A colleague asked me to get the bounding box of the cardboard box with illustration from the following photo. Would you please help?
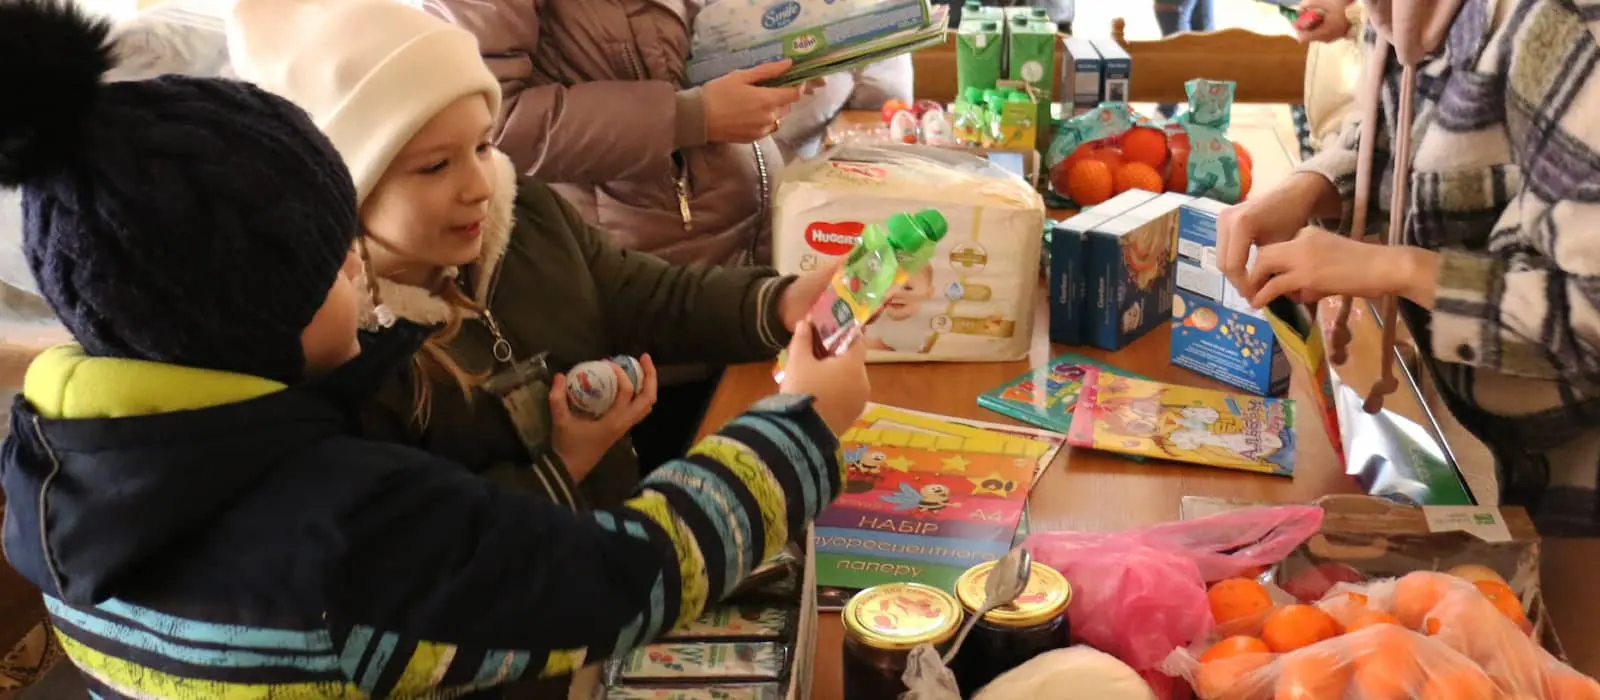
[1048,189,1157,346]
[1170,198,1291,396]
[1083,191,1189,351]
[773,144,1046,363]
[688,0,932,84]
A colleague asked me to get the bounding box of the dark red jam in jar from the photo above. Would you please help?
[841,582,962,700]
[950,559,1073,696]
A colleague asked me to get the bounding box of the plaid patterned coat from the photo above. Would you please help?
[1297,0,1600,535]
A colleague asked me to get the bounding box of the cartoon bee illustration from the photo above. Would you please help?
[881,482,958,514]
[843,447,889,494]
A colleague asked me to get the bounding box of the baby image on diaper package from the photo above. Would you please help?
[771,144,1047,363]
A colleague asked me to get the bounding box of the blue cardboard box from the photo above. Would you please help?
[1049,190,1157,345]
[1057,37,1102,113]
[1085,191,1190,351]
[1087,38,1131,104]
[1170,198,1291,395]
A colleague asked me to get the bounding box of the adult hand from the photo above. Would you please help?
[779,323,869,435]
[704,59,804,144]
[1216,172,1341,300]
[778,261,843,332]
[1294,0,1352,44]
[549,355,659,481]
[1245,226,1440,309]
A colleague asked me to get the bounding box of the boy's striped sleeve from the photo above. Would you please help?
[326,393,843,698]
[594,394,842,655]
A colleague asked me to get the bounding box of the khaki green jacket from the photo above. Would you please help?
[360,151,794,509]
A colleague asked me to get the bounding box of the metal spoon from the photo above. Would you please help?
[943,547,1032,664]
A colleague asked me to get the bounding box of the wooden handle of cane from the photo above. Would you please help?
[1329,298,1355,365]
[1364,64,1420,414]
[1364,294,1402,413]
[1330,47,1390,366]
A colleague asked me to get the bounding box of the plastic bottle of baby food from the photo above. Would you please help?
[773,210,949,383]
[982,90,1007,147]
[952,87,987,145]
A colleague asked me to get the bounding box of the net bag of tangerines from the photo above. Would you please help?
[1045,78,1252,208]
[1160,570,1600,699]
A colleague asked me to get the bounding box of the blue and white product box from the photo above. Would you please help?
[687,0,931,85]
[1049,190,1158,345]
[1086,38,1132,104]
[1170,198,1290,396]
[1057,36,1103,113]
[1085,191,1190,351]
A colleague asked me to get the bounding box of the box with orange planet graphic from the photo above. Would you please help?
[1170,198,1290,396]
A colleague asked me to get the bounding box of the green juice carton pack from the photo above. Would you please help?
[956,16,1005,94]
[1005,16,1057,149]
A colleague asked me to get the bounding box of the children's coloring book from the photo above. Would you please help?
[1066,369,1297,476]
[814,404,1061,608]
[977,353,1147,433]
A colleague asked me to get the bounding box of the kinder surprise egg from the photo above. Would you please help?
[921,110,956,146]
[566,361,620,418]
[610,355,644,395]
[889,110,919,144]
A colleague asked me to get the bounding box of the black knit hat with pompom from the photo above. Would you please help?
[0,0,357,383]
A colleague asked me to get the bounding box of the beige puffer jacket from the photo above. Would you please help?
[424,0,783,267]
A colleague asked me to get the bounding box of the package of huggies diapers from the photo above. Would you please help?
[773,143,1046,363]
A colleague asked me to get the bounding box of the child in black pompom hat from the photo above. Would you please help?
[0,2,852,697]
[1,0,360,382]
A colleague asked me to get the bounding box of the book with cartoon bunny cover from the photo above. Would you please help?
[1067,369,1297,476]
[813,405,1061,605]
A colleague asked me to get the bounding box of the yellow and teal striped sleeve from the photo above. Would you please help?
[319,393,841,697]
[592,393,842,656]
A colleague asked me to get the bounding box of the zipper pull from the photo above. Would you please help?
[675,176,693,233]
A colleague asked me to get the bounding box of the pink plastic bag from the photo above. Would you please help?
[1022,506,1324,678]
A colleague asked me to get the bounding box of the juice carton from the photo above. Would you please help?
[960,0,1002,22]
[956,16,1005,94]
[1005,17,1057,148]
[1057,37,1102,114]
[772,209,948,381]
[1087,38,1132,104]
[1084,191,1190,351]
[1169,198,1291,395]
[1048,189,1158,346]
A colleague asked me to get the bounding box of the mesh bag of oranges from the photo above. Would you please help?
[1046,78,1253,208]
[1163,570,1600,699]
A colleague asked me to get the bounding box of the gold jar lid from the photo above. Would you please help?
[955,560,1072,628]
[843,582,963,651]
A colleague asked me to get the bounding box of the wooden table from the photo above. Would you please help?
[702,108,1600,694]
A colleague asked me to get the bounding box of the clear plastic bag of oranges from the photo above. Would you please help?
[1045,78,1253,208]
[1165,570,1600,699]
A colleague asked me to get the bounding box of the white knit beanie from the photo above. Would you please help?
[226,0,502,203]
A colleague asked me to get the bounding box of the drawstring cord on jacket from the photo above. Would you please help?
[1326,0,1440,414]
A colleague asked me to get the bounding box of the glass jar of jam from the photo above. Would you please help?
[841,582,962,700]
[950,559,1073,696]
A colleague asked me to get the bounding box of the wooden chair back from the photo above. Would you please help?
[910,19,1308,105]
